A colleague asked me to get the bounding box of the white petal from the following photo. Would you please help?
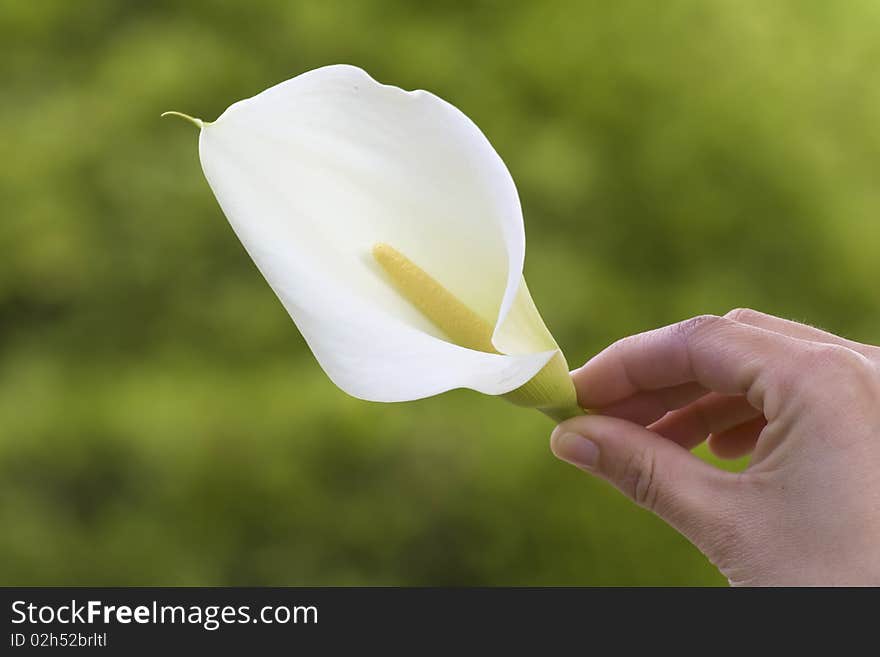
[198,65,554,401]
[492,277,560,355]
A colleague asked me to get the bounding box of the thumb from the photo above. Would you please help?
[551,414,737,542]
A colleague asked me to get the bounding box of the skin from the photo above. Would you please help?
[550,308,880,586]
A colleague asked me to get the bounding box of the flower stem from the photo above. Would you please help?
[502,350,584,422]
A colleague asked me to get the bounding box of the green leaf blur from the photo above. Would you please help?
[1,0,877,585]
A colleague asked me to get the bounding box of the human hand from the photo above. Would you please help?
[551,309,880,585]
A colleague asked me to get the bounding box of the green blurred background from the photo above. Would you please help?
[1,0,878,586]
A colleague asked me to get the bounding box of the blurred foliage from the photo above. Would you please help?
[1,0,878,585]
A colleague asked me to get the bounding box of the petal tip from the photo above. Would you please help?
[161,111,206,129]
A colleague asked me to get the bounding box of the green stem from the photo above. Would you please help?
[502,350,584,423]
[540,403,587,423]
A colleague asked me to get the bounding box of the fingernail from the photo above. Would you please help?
[553,431,599,469]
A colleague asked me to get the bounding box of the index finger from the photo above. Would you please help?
[572,315,802,410]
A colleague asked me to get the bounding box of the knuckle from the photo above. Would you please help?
[620,448,660,511]
[603,331,652,368]
[724,307,763,323]
[672,314,725,346]
[806,343,867,375]
[825,346,880,396]
[779,343,880,400]
[605,333,638,357]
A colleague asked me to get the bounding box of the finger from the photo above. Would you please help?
[551,415,736,540]
[725,308,879,359]
[649,393,762,450]
[707,416,767,460]
[598,382,708,426]
[572,315,803,415]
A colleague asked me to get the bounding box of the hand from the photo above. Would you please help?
[551,309,880,586]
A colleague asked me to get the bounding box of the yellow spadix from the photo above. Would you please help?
[373,243,583,422]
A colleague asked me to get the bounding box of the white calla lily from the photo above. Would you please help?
[165,65,583,422]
